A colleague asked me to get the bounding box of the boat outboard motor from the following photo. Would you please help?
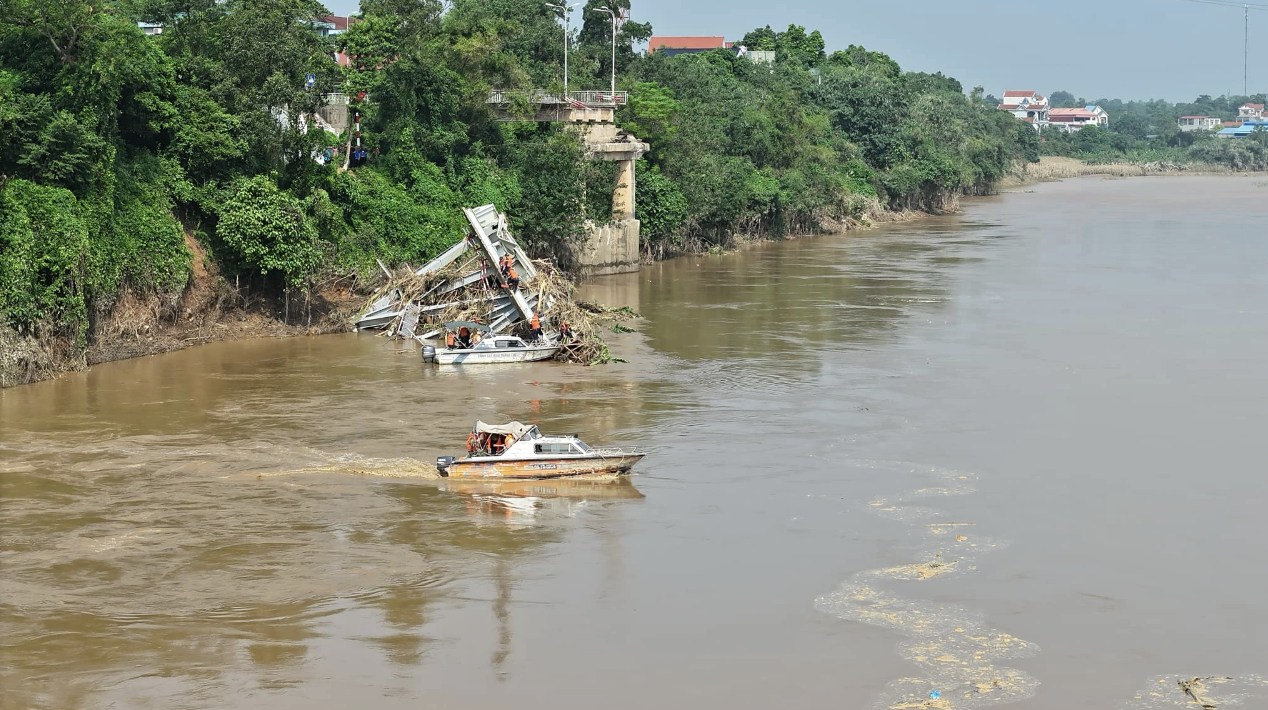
[435,456,454,476]
[421,345,436,363]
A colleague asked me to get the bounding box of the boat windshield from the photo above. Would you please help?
[572,438,592,453]
[524,426,541,440]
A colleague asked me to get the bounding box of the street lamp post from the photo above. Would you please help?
[592,6,619,97]
[545,2,580,95]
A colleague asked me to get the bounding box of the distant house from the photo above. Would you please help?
[998,91,1049,130]
[1177,115,1223,132]
[647,36,730,56]
[1048,105,1109,132]
[1237,103,1265,120]
[1217,120,1268,139]
[137,21,163,35]
[744,49,776,65]
[312,15,351,38]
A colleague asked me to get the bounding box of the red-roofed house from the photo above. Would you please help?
[998,91,1049,130]
[1048,105,1109,132]
[1238,103,1265,120]
[648,36,729,56]
[1177,115,1223,131]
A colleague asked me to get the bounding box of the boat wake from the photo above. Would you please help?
[814,460,1039,709]
[233,453,442,479]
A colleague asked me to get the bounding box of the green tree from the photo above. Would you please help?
[738,25,777,51]
[635,163,687,247]
[216,175,318,289]
[619,81,680,159]
[1049,90,1078,108]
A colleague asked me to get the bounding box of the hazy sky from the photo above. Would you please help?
[323,0,1265,101]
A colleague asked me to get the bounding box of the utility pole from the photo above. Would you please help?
[1179,0,1265,98]
[546,3,580,95]
[594,6,620,96]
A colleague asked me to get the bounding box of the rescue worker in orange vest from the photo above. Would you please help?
[530,312,542,342]
[500,254,511,276]
[458,326,471,348]
[559,322,573,340]
[467,431,477,454]
[446,330,456,349]
[506,266,520,291]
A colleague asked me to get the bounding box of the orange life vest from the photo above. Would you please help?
[447,332,455,347]
[507,267,518,280]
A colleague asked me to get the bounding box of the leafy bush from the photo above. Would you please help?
[216,176,318,289]
[0,180,91,337]
[635,163,687,246]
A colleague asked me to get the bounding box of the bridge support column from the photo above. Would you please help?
[613,158,636,221]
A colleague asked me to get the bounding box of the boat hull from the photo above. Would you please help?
[436,346,558,365]
[442,454,644,479]
[438,476,645,500]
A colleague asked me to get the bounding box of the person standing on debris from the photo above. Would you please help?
[530,312,542,342]
[559,322,573,341]
[500,254,512,276]
[506,266,520,291]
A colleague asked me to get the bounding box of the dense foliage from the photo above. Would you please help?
[0,0,1045,345]
[621,37,1039,246]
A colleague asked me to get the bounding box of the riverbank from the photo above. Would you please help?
[1003,155,1257,186]
[0,238,364,388]
[4,167,1261,389]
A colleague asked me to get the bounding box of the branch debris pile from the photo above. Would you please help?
[353,204,632,365]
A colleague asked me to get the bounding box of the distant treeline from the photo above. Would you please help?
[1037,91,1268,169]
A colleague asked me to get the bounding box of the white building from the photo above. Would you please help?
[1047,105,1109,132]
[1238,103,1265,120]
[1176,115,1223,132]
[998,91,1049,130]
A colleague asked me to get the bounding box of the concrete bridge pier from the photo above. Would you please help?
[571,123,648,276]
[485,91,649,276]
[613,157,636,220]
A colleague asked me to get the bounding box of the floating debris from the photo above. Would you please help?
[815,460,1038,709]
[1120,674,1268,710]
[352,204,627,364]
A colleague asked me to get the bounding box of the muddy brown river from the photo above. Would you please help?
[3,176,1267,709]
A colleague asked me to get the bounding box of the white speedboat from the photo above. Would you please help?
[437,422,645,479]
[421,322,558,365]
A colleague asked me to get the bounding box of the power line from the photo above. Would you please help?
[1179,0,1268,10]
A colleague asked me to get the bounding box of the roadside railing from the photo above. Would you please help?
[487,90,628,107]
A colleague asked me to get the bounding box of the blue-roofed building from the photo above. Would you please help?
[1216,121,1268,139]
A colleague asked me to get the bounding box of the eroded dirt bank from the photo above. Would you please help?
[1,233,362,389]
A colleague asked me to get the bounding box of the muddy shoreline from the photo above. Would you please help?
[4,164,1262,389]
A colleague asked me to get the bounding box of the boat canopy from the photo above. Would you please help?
[474,421,535,438]
[445,321,491,332]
